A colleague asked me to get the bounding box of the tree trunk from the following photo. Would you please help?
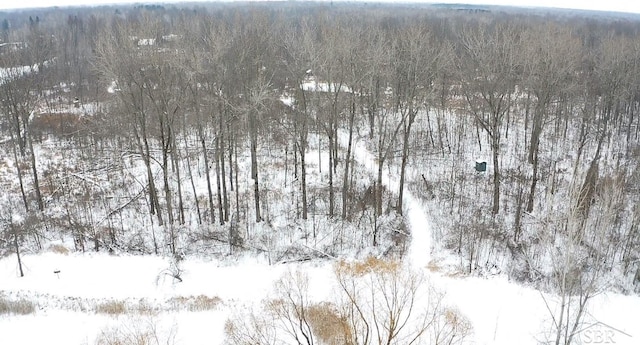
[228,125,235,192]
[328,130,335,218]
[249,110,261,223]
[26,129,44,211]
[377,160,384,219]
[526,103,545,212]
[13,226,24,277]
[136,116,163,226]
[514,184,524,242]
[300,92,310,220]
[234,137,241,223]
[183,134,202,225]
[10,130,29,212]
[171,128,185,225]
[398,110,417,215]
[199,126,216,224]
[492,135,501,215]
[220,110,229,222]
[528,107,543,164]
[161,122,176,255]
[526,150,539,213]
[215,136,224,225]
[160,119,174,226]
[342,99,356,220]
[298,145,307,222]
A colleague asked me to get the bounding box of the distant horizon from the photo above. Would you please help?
[0,0,639,15]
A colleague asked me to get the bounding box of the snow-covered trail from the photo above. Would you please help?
[337,129,431,268]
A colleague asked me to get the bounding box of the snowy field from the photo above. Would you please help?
[2,255,638,345]
[1,134,638,345]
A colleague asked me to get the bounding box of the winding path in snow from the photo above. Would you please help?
[337,130,432,268]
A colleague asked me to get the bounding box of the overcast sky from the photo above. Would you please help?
[0,0,638,14]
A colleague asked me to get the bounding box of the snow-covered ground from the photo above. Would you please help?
[1,133,638,345]
[0,253,333,344]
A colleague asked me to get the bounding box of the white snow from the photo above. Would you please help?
[107,80,120,93]
[0,64,38,85]
[137,38,156,46]
[301,75,353,93]
[280,93,295,107]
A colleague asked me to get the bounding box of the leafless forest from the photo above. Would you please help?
[1,2,639,299]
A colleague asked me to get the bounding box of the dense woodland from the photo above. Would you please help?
[0,2,639,302]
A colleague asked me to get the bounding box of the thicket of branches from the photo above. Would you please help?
[0,3,638,295]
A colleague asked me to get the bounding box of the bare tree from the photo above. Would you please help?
[393,24,448,215]
[281,17,321,221]
[94,16,166,228]
[521,23,579,213]
[268,271,316,345]
[0,200,24,277]
[457,21,522,215]
[542,163,622,345]
[0,25,54,212]
[335,258,471,345]
[225,260,470,345]
[227,10,279,223]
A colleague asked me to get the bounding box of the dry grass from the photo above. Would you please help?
[190,295,222,311]
[95,300,127,315]
[427,259,442,272]
[426,259,467,278]
[95,296,220,316]
[168,295,222,311]
[307,302,353,345]
[48,244,70,255]
[444,270,467,278]
[335,256,400,277]
[0,297,36,315]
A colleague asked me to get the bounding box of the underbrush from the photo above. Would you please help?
[95,316,177,345]
[0,296,35,315]
[95,301,128,315]
[1,131,410,266]
[168,295,222,312]
[93,296,222,315]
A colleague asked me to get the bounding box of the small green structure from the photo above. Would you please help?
[475,160,487,172]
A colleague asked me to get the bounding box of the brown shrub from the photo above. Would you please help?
[307,302,353,345]
[335,256,399,277]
